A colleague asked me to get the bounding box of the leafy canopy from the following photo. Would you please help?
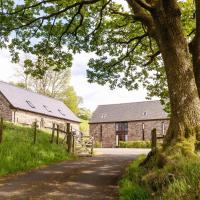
[0,0,195,109]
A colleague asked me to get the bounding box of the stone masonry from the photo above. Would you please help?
[0,92,12,121]
[90,119,169,148]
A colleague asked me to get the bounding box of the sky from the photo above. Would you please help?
[0,49,149,111]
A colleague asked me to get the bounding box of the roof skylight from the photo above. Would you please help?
[26,100,35,108]
[143,112,147,116]
[58,109,65,116]
[43,105,52,113]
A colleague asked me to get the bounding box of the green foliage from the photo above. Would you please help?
[0,0,195,110]
[80,119,89,135]
[62,86,83,114]
[0,122,74,176]
[15,82,27,89]
[119,141,151,148]
[78,107,92,120]
[94,141,102,148]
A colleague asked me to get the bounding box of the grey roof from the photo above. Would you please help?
[90,101,169,123]
[0,81,80,123]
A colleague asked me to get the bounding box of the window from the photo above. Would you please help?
[101,114,107,119]
[115,122,128,132]
[43,105,52,113]
[58,109,65,116]
[142,123,145,130]
[26,100,35,108]
[143,112,147,116]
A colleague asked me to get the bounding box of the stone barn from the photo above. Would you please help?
[0,81,80,130]
[89,101,169,148]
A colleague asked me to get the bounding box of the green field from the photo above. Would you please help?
[0,122,74,176]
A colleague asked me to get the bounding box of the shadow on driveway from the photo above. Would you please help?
[0,148,150,200]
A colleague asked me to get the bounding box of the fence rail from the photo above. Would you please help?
[0,118,94,156]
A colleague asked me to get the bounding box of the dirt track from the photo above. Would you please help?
[0,148,149,200]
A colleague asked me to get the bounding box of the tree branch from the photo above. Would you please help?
[7,0,101,32]
[114,33,148,44]
[144,51,160,66]
[126,0,157,39]
[89,0,111,36]
[110,36,144,68]
[134,0,153,12]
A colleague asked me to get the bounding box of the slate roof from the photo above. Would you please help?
[90,101,169,123]
[0,81,80,123]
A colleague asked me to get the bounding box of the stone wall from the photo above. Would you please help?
[90,123,116,148]
[14,110,80,131]
[90,119,169,148]
[128,119,169,141]
[0,92,12,121]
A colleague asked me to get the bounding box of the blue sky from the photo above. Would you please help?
[0,49,148,111]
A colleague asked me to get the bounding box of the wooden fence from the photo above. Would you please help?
[151,128,165,153]
[0,118,94,156]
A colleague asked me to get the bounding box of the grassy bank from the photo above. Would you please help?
[0,122,74,176]
[119,140,200,200]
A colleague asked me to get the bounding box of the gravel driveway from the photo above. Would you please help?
[0,148,150,200]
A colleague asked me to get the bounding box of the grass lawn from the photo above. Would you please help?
[0,122,75,176]
[119,140,200,200]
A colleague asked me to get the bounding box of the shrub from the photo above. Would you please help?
[94,141,102,148]
[119,141,151,148]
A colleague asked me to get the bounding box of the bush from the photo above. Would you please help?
[119,141,151,148]
[94,141,102,148]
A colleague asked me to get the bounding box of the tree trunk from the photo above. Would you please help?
[152,2,200,145]
[190,0,200,97]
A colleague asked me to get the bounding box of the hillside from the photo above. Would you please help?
[0,122,74,176]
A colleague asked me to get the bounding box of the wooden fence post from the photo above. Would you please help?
[91,137,94,155]
[72,133,75,154]
[151,128,157,153]
[0,117,3,144]
[56,124,59,144]
[33,121,37,144]
[67,123,72,153]
[51,123,55,143]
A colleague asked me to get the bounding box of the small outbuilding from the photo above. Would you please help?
[89,101,169,148]
[0,81,80,130]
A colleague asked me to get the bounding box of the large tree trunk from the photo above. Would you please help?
[190,0,200,97]
[152,1,200,145]
[127,0,200,146]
